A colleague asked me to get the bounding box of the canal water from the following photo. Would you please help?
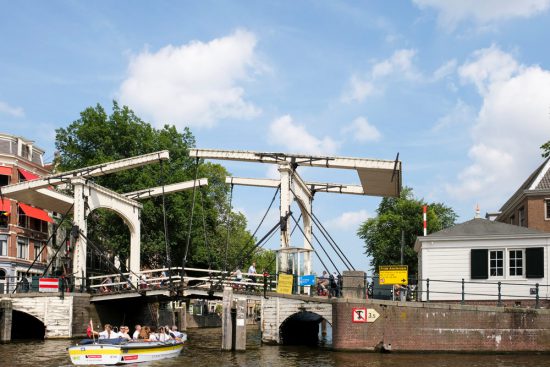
[1,327,549,367]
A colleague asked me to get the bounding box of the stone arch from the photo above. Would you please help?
[11,309,46,339]
[279,310,332,346]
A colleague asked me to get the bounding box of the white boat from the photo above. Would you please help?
[68,338,184,365]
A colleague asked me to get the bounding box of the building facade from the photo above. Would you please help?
[495,158,550,232]
[0,133,53,293]
[414,218,550,304]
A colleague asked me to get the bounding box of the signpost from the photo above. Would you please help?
[352,307,380,323]
[379,265,408,285]
[39,278,59,292]
[277,274,294,294]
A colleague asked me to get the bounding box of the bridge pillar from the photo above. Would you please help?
[73,181,87,288]
[0,299,12,342]
[235,298,246,351]
[221,287,233,350]
[342,271,366,299]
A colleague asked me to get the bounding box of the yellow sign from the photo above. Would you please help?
[277,274,294,294]
[379,265,408,285]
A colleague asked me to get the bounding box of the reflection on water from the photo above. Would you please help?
[1,327,549,367]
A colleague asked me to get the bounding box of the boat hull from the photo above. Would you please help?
[68,340,184,365]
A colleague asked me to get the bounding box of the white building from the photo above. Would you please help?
[414,218,550,304]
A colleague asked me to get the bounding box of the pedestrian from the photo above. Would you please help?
[248,262,257,284]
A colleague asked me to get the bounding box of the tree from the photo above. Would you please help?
[357,187,457,275]
[541,141,550,158]
[54,102,258,272]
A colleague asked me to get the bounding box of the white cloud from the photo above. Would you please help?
[446,46,550,210]
[413,0,550,30]
[327,210,370,230]
[118,29,261,128]
[342,117,382,142]
[342,49,454,103]
[342,49,418,103]
[432,99,475,131]
[268,115,338,155]
[0,101,24,117]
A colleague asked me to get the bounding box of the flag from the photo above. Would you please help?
[86,319,94,338]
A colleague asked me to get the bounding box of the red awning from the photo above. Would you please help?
[18,168,39,181]
[0,199,10,214]
[0,166,12,176]
[18,202,53,223]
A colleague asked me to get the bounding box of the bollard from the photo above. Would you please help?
[497,282,502,306]
[0,299,12,342]
[221,286,233,351]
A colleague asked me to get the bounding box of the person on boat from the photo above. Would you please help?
[138,326,151,340]
[149,326,159,341]
[118,325,131,340]
[156,326,170,341]
[170,325,184,339]
[98,324,115,339]
[132,324,141,340]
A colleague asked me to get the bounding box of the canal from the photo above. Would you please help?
[1,327,549,367]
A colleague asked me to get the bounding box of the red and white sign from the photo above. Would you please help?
[39,278,58,292]
[352,307,367,323]
[352,307,380,323]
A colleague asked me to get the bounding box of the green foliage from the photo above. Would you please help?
[541,141,550,158]
[357,187,457,275]
[55,102,255,272]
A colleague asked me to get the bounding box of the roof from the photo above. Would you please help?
[414,218,549,251]
[499,158,550,213]
[426,218,545,238]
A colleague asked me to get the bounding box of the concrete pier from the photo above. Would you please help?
[0,299,12,342]
[221,287,233,351]
[235,298,247,351]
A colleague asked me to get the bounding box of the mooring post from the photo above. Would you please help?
[221,286,234,351]
[0,299,13,342]
[234,298,247,351]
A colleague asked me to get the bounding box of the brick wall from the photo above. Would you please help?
[333,299,550,352]
[527,196,550,232]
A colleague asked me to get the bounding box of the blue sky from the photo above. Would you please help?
[2,1,550,273]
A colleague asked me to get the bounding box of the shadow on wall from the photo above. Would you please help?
[279,311,331,346]
[11,310,45,340]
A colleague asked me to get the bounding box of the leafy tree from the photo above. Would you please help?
[541,141,550,158]
[357,187,457,275]
[54,102,260,273]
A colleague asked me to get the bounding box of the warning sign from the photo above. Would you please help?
[352,307,367,323]
[379,265,408,285]
[276,273,294,295]
[352,308,380,323]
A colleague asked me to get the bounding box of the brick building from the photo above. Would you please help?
[0,133,53,293]
[495,158,550,231]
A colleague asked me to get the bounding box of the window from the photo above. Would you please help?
[16,237,28,259]
[18,206,27,228]
[34,242,44,262]
[518,207,525,227]
[0,175,8,187]
[546,199,550,220]
[509,215,515,225]
[489,250,503,277]
[509,250,524,276]
[0,235,7,256]
[0,211,8,228]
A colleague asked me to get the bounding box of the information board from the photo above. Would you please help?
[298,275,315,286]
[277,274,294,294]
[379,265,408,285]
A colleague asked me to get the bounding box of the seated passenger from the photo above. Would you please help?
[98,324,115,339]
[138,326,151,340]
[118,325,131,340]
[132,324,141,340]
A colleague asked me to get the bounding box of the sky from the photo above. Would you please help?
[2,0,550,274]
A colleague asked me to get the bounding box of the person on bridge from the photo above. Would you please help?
[248,262,257,284]
[318,271,329,294]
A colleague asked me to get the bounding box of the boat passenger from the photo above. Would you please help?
[118,325,131,340]
[170,325,184,339]
[149,326,160,341]
[132,324,141,340]
[157,326,170,341]
[98,324,115,339]
[138,326,151,340]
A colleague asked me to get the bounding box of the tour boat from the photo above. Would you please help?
[67,338,184,365]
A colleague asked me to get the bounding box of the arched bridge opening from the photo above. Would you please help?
[11,310,45,340]
[279,311,332,346]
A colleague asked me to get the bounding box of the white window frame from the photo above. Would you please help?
[16,237,28,259]
[0,234,7,256]
[508,249,525,278]
[518,207,525,227]
[489,249,504,278]
[545,198,550,220]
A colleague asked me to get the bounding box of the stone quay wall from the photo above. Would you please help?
[332,298,550,352]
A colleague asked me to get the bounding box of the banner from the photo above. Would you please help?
[39,277,59,292]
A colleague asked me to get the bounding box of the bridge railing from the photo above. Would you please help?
[0,275,88,295]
